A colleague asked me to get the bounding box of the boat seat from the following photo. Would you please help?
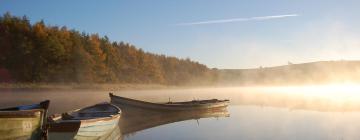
[61,113,74,120]
[76,111,115,118]
[70,116,111,120]
[78,111,115,114]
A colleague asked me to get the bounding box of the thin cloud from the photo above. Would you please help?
[174,14,299,26]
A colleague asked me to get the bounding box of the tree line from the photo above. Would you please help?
[0,13,216,85]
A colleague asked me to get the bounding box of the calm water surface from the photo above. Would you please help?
[125,105,360,140]
[2,86,360,140]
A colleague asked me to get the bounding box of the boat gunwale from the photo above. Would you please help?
[51,114,120,123]
[0,109,44,118]
[49,103,121,124]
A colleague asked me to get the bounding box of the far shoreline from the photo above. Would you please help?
[0,83,179,91]
[2,82,359,92]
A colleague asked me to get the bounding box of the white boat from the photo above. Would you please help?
[48,102,121,140]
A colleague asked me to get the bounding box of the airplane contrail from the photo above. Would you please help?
[174,14,299,26]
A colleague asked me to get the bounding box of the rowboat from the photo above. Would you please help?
[109,93,230,111]
[0,100,50,140]
[48,102,121,140]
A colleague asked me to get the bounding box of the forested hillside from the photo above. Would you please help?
[0,13,216,84]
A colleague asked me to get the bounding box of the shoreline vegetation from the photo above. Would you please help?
[0,13,216,85]
[1,81,360,91]
[0,83,177,91]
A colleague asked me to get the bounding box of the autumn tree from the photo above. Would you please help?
[0,13,215,85]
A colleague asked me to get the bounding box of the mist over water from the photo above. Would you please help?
[2,84,360,113]
[2,85,360,139]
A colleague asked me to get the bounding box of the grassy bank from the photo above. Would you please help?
[0,83,176,91]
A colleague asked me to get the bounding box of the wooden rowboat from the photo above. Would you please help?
[0,100,50,140]
[48,102,121,140]
[109,93,230,111]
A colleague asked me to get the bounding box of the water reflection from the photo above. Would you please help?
[126,105,360,140]
[117,104,229,135]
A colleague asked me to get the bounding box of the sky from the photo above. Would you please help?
[1,0,360,69]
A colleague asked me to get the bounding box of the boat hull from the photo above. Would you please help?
[49,102,121,140]
[0,100,49,140]
[110,94,229,111]
[76,115,120,137]
[0,110,44,140]
[49,115,120,140]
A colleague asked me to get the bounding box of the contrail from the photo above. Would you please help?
[174,14,299,26]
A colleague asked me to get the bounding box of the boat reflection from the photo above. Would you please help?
[118,105,230,135]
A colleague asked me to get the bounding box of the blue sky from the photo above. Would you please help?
[1,0,360,69]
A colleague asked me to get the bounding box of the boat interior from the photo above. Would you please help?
[62,103,120,120]
[0,100,49,111]
[165,99,230,105]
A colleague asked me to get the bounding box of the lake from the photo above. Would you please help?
[2,85,360,140]
[125,105,360,140]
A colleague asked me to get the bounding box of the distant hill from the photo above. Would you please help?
[217,61,360,85]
